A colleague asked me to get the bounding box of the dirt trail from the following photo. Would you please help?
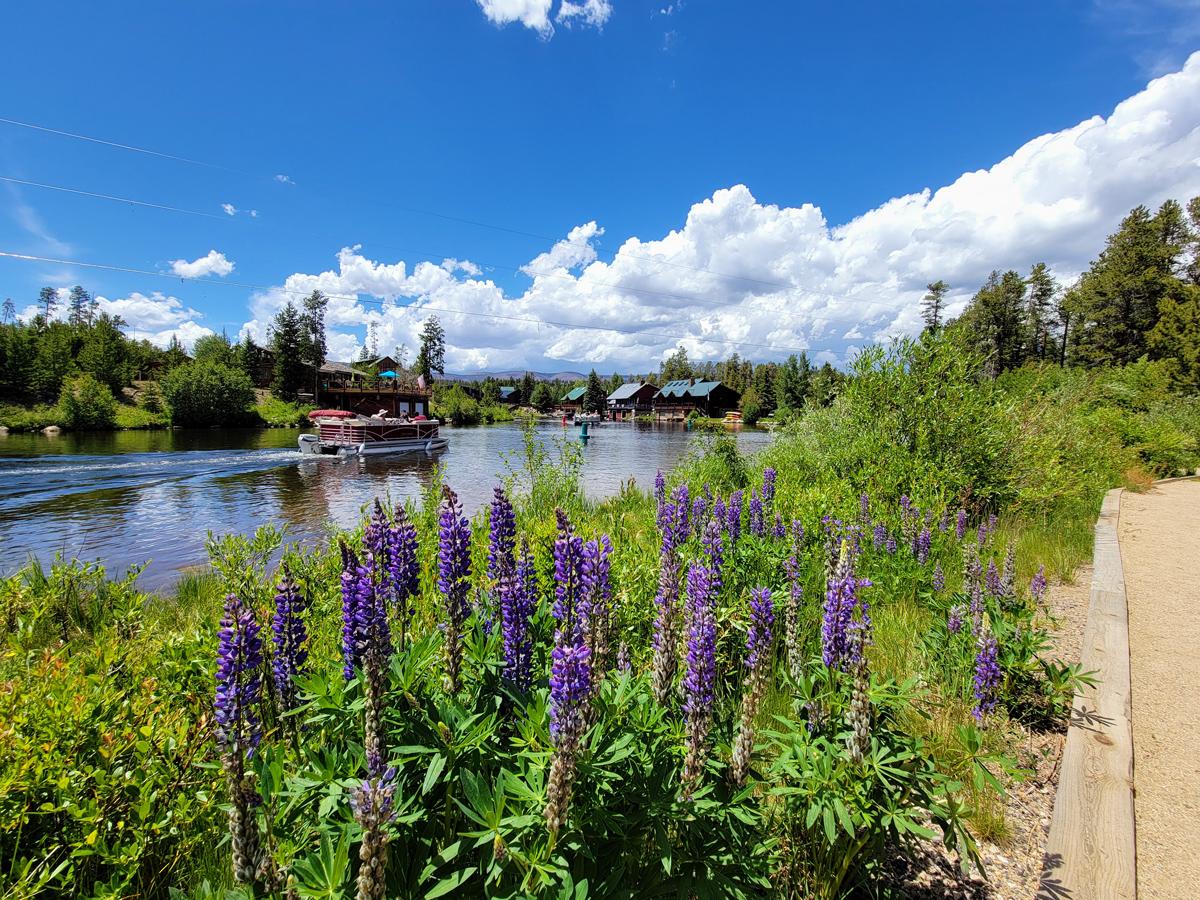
[1119,479,1200,900]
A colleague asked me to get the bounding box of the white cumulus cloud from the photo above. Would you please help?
[476,0,554,36]
[239,52,1200,372]
[170,250,235,278]
[98,291,213,350]
[221,203,237,216]
[557,0,612,28]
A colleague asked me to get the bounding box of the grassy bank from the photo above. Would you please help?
[1,336,1196,897]
[0,395,315,432]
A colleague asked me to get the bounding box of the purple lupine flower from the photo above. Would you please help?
[947,604,965,634]
[650,518,684,706]
[271,568,308,714]
[341,542,377,681]
[726,490,743,543]
[215,592,269,887]
[386,505,419,619]
[900,494,914,521]
[352,767,397,900]
[438,486,472,693]
[985,559,1002,598]
[977,521,989,547]
[672,483,691,541]
[692,495,708,529]
[544,510,592,834]
[1030,565,1047,603]
[915,527,932,565]
[784,521,805,685]
[732,586,775,787]
[616,641,631,673]
[822,542,872,670]
[581,534,613,685]
[885,533,897,555]
[773,513,786,539]
[762,468,777,511]
[487,486,516,585]
[654,470,666,521]
[1001,544,1017,598]
[748,489,765,537]
[860,491,871,525]
[938,509,950,533]
[932,561,945,592]
[215,592,264,756]
[745,587,774,671]
[681,561,717,798]
[701,517,724,597]
[873,523,887,550]
[972,633,1001,722]
[500,543,537,693]
[955,509,967,541]
[713,496,727,536]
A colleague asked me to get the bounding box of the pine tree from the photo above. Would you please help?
[67,286,92,327]
[271,302,307,401]
[1,298,14,324]
[301,290,328,398]
[519,371,536,404]
[38,286,58,319]
[584,369,607,414]
[414,316,446,383]
[774,353,810,412]
[921,280,949,332]
[1025,264,1058,360]
[660,346,693,382]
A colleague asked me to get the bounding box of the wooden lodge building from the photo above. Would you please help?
[308,358,431,418]
[559,386,586,413]
[606,382,657,421]
[652,379,740,420]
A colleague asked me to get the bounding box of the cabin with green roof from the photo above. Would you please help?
[559,385,586,413]
[606,381,658,420]
[653,378,740,419]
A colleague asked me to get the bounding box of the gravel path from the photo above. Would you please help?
[1119,479,1200,900]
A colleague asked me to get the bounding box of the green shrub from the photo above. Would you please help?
[114,403,169,430]
[161,360,255,427]
[0,402,64,432]
[137,380,164,413]
[255,394,315,427]
[57,373,118,430]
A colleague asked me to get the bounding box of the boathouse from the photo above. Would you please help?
[653,379,740,420]
[315,359,431,417]
[606,382,658,421]
[560,386,586,413]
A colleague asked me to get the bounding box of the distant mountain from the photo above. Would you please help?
[442,370,586,383]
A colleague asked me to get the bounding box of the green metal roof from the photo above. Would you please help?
[655,379,724,399]
[561,386,586,402]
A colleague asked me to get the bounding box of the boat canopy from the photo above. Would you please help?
[308,409,353,419]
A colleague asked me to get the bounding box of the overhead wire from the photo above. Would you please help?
[0,250,826,356]
[0,115,798,291]
[3,171,825,324]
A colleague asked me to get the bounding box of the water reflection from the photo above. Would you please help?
[0,421,769,587]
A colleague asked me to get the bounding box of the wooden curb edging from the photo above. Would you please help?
[1039,488,1136,899]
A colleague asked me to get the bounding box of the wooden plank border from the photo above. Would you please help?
[1039,488,1136,899]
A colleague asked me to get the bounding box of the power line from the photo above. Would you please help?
[0,249,824,356]
[0,114,796,291]
[0,116,254,175]
[0,175,229,219]
[4,171,824,323]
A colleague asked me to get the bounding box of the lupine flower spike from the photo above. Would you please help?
[215,592,271,889]
[845,623,871,764]
[783,521,805,686]
[271,568,308,721]
[386,505,419,645]
[500,542,537,693]
[651,501,684,707]
[822,540,872,671]
[437,487,472,694]
[681,562,717,799]
[1030,565,1047,603]
[352,767,397,900]
[732,587,774,787]
[545,510,592,836]
[955,509,967,541]
[932,561,945,593]
[972,633,1001,723]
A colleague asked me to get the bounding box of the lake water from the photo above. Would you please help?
[0,421,770,588]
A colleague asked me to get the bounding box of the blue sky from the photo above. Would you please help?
[2,1,1199,372]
